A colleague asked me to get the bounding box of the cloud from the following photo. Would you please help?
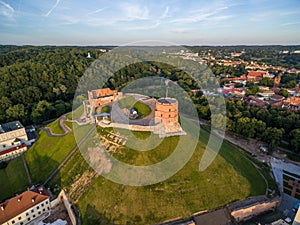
[45,0,61,17]
[169,28,194,33]
[87,7,107,16]
[121,3,149,20]
[161,6,169,19]
[0,1,14,19]
[170,6,229,24]
[281,21,300,26]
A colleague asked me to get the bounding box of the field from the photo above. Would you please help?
[50,122,267,225]
[0,157,29,201]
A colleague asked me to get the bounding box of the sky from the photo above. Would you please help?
[0,0,300,45]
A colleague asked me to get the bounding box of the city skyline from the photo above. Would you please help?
[0,0,300,45]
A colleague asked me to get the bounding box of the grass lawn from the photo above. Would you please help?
[101,105,110,113]
[67,105,84,120]
[24,118,91,184]
[0,157,29,201]
[49,121,267,225]
[46,118,65,134]
[25,129,76,183]
[118,96,151,116]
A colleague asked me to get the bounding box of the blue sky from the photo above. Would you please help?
[0,0,300,45]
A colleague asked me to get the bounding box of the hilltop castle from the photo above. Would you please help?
[86,88,184,137]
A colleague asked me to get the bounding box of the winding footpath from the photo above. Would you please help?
[41,114,72,137]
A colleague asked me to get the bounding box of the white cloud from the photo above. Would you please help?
[0,1,14,19]
[121,3,149,20]
[45,0,61,17]
[281,21,300,26]
[169,28,194,33]
[170,6,229,24]
[161,6,169,19]
[87,7,107,16]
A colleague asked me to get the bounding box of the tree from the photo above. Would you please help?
[211,114,227,129]
[259,77,274,87]
[279,88,289,98]
[290,129,300,153]
[245,85,260,95]
[235,117,256,138]
[234,82,243,88]
[262,127,284,149]
[31,100,53,124]
[6,104,25,121]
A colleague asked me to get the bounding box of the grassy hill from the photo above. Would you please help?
[49,123,267,225]
[0,112,269,224]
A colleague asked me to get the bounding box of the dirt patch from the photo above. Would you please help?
[43,202,71,225]
[69,170,99,204]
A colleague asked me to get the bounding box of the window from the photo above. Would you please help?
[38,211,41,215]
[20,222,23,225]
[37,206,39,210]
[26,212,29,216]
[41,203,44,207]
[33,214,36,218]
[43,208,45,212]
[18,216,21,220]
[31,209,34,213]
[11,220,15,224]
[27,218,31,221]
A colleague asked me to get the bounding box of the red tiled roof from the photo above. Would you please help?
[92,88,117,98]
[0,190,49,224]
[247,70,268,77]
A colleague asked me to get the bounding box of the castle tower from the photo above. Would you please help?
[155,98,179,126]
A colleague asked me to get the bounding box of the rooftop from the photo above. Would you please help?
[0,189,49,224]
[0,121,24,134]
[157,98,177,104]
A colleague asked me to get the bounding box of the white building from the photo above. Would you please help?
[0,187,51,225]
[293,205,300,225]
[0,121,28,162]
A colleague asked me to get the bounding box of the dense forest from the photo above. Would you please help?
[0,46,109,124]
[0,45,299,154]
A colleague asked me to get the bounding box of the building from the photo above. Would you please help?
[155,98,179,126]
[293,205,300,225]
[228,196,281,222]
[247,70,269,82]
[0,186,50,225]
[88,88,121,107]
[0,143,27,162]
[0,121,28,162]
[193,208,233,225]
[283,97,300,111]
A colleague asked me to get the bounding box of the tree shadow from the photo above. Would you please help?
[83,204,116,225]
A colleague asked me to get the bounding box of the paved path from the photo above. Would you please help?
[42,114,72,137]
[21,153,32,185]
